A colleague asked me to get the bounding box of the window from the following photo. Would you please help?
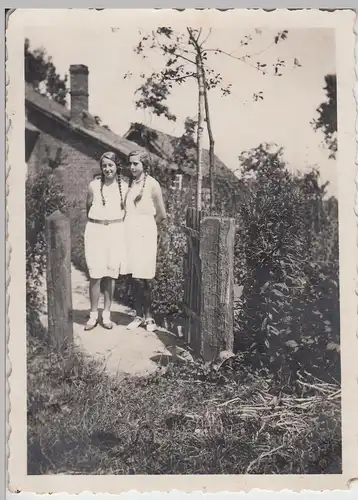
[172,173,183,191]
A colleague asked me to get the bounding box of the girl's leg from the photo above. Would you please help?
[143,280,156,332]
[89,278,101,312]
[103,277,115,312]
[143,280,153,320]
[102,277,115,328]
[85,277,101,330]
[127,278,144,330]
[133,278,144,318]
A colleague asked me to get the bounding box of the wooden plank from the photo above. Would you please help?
[183,255,188,310]
[183,226,200,239]
[194,209,201,320]
[45,210,73,349]
[199,216,235,361]
[184,207,192,345]
[183,206,205,355]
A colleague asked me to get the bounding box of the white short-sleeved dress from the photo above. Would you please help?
[84,177,128,279]
[121,175,159,280]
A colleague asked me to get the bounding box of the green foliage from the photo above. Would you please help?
[70,206,88,278]
[25,38,68,106]
[235,143,340,383]
[152,200,187,319]
[172,117,197,170]
[26,167,68,327]
[312,74,337,159]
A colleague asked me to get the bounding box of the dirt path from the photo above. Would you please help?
[40,265,179,378]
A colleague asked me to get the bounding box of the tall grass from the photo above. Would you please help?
[27,333,341,475]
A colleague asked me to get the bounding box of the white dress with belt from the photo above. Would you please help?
[85,177,128,279]
[121,175,159,280]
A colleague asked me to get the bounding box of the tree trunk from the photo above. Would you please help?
[200,59,215,213]
[196,54,205,211]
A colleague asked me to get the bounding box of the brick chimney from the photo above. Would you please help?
[69,64,89,124]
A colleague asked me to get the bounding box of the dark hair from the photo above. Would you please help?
[127,150,150,205]
[99,151,124,210]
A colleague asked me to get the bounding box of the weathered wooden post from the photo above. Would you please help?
[45,210,73,348]
[200,217,235,361]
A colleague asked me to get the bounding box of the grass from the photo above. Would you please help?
[27,330,341,476]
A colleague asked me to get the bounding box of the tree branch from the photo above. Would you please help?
[243,40,275,60]
[199,28,212,48]
[206,48,268,75]
[151,29,197,65]
[165,74,195,83]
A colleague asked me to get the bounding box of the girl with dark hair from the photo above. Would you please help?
[121,150,166,332]
[84,151,128,330]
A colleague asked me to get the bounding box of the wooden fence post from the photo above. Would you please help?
[200,217,235,361]
[45,210,73,348]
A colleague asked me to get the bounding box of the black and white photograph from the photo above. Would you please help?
[6,8,357,494]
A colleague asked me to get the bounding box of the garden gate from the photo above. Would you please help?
[183,207,203,354]
[183,207,236,361]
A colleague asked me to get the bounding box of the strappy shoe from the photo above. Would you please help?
[126,316,144,330]
[145,318,157,333]
[102,321,113,330]
[102,312,113,330]
[84,313,98,331]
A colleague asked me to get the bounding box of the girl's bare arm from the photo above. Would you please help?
[152,183,167,224]
[86,184,94,216]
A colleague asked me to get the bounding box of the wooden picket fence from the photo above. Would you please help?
[182,207,203,354]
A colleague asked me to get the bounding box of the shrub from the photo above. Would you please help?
[69,205,88,276]
[26,166,68,330]
[235,144,340,383]
[152,217,187,321]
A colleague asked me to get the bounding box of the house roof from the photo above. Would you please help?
[25,83,171,169]
[25,84,236,183]
[124,122,238,183]
[25,120,40,134]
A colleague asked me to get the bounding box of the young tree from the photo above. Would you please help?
[25,38,68,106]
[127,27,300,211]
[312,74,337,159]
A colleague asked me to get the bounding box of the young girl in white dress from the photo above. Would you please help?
[121,151,166,332]
[84,151,128,331]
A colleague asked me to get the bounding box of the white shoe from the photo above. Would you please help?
[127,316,144,330]
[145,318,157,332]
[102,311,113,330]
[84,312,98,331]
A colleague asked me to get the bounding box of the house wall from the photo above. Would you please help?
[26,107,111,267]
[27,107,107,209]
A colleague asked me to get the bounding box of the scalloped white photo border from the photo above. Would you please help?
[5,8,358,495]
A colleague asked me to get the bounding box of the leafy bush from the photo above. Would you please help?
[235,144,340,383]
[26,166,68,330]
[69,205,88,276]
[152,217,187,321]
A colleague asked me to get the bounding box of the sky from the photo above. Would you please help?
[25,25,337,195]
